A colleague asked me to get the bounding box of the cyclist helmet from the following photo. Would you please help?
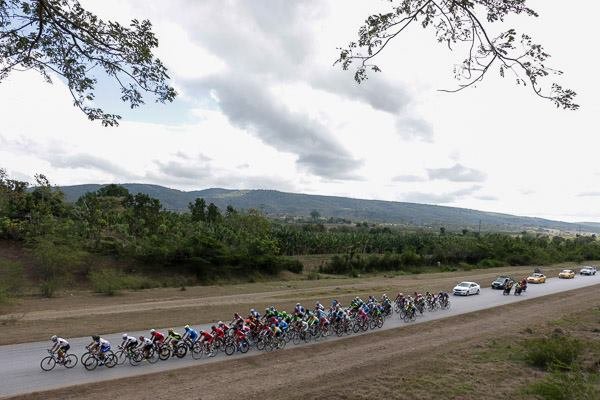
[122,333,128,340]
[250,308,255,313]
[296,302,301,306]
[184,325,190,330]
[150,328,156,334]
[50,335,57,342]
[168,329,174,334]
[139,336,144,341]
[211,325,216,330]
[198,330,204,335]
[218,321,223,326]
[92,335,100,341]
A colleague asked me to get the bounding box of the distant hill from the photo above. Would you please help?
[58,184,600,234]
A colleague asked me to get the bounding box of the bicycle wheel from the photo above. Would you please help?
[159,346,171,361]
[83,355,98,371]
[40,356,56,371]
[147,348,159,364]
[105,352,118,368]
[114,350,127,365]
[191,342,204,360]
[129,351,142,366]
[239,340,250,354]
[225,343,236,356]
[176,344,188,358]
[64,354,78,369]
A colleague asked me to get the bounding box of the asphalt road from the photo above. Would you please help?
[1,274,599,398]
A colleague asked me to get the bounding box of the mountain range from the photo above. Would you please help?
[58,184,600,234]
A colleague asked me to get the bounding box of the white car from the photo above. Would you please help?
[580,266,597,276]
[453,281,481,296]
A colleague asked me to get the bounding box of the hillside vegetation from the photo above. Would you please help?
[59,184,600,233]
[3,169,600,299]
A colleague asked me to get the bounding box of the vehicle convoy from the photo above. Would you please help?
[527,273,546,284]
[453,282,480,296]
[491,276,513,290]
[558,269,576,279]
[580,266,597,276]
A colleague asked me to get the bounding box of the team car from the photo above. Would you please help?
[579,266,597,276]
[527,273,546,284]
[453,281,481,296]
[558,269,575,279]
[491,276,513,290]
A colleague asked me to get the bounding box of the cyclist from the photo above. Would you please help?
[88,335,111,364]
[294,303,305,316]
[49,335,69,363]
[150,329,165,346]
[182,325,199,345]
[271,324,282,337]
[120,333,138,354]
[165,328,182,349]
[249,308,260,319]
[315,301,324,312]
[138,336,153,360]
[198,329,214,345]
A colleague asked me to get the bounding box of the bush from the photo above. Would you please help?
[478,259,507,268]
[121,275,156,290]
[307,270,320,280]
[283,259,303,274]
[0,259,26,297]
[523,335,583,371]
[39,279,58,298]
[88,268,124,295]
[524,370,598,400]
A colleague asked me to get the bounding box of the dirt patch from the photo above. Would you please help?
[10,285,600,400]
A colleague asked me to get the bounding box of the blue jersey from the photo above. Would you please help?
[187,329,199,340]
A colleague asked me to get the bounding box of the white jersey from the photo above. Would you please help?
[122,336,138,346]
[55,337,69,347]
[142,338,153,346]
[98,338,110,347]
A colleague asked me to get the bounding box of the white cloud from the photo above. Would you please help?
[1,0,600,222]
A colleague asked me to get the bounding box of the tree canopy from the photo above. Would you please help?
[336,0,578,110]
[0,0,176,126]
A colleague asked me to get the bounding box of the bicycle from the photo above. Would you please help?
[82,347,117,371]
[40,349,78,371]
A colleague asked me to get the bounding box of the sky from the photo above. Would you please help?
[1,0,599,222]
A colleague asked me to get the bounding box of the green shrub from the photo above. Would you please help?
[0,259,26,298]
[524,370,598,400]
[39,279,58,298]
[121,275,156,290]
[284,259,304,274]
[307,270,320,280]
[88,268,124,295]
[458,262,474,271]
[523,335,583,371]
[478,259,507,268]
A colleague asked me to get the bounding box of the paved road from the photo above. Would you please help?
[1,274,599,398]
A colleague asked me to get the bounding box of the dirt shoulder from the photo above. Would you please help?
[11,284,600,400]
[0,263,577,345]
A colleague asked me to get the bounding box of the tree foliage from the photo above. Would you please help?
[0,0,176,126]
[336,0,578,110]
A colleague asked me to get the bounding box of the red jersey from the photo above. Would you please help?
[212,327,225,338]
[151,331,165,343]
